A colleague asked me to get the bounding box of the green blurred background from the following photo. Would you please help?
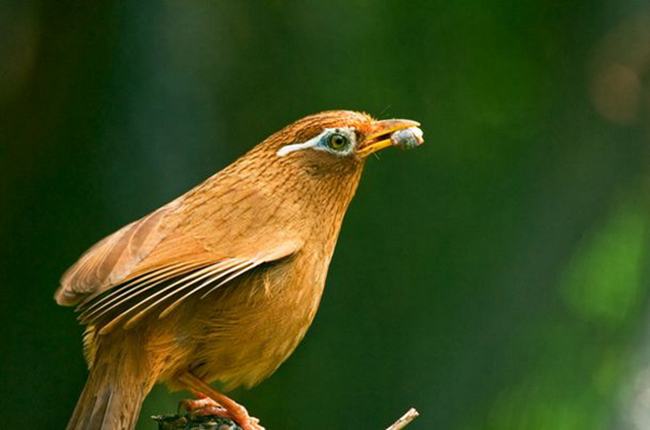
[2,1,650,429]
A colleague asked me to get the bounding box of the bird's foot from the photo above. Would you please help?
[224,403,264,430]
[177,373,265,430]
[179,394,229,418]
[178,392,264,430]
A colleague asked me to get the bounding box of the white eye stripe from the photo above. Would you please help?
[277,127,356,157]
[276,135,321,156]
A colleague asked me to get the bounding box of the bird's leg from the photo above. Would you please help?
[178,391,229,417]
[176,372,264,430]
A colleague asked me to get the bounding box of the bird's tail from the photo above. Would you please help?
[66,351,154,430]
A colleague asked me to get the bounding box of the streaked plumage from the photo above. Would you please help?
[56,110,423,430]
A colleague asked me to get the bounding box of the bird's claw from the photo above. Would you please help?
[242,420,265,430]
[179,396,228,417]
[231,404,265,430]
[178,396,264,430]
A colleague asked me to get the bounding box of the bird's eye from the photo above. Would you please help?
[327,133,349,151]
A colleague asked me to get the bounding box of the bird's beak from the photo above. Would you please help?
[356,119,422,158]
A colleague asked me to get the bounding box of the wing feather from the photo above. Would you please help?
[55,202,180,306]
[77,260,207,324]
[157,259,262,319]
[56,179,303,336]
[119,259,244,330]
[74,241,300,335]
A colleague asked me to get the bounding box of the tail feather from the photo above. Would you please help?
[67,361,151,430]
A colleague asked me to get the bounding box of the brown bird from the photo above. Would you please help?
[55,110,423,430]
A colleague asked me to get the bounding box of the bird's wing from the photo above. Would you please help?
[76,240,298,335]
[55,200,183,307]
[56,193,301,334]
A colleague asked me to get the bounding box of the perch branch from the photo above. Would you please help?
[386,407,419,430]
[155,406,420,429]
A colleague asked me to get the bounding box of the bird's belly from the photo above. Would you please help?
[175,260,326,389]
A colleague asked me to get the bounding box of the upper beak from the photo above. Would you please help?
[356,118,421,158]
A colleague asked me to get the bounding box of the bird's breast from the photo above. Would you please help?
[173,249,330,389]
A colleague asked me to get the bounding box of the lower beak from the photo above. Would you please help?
[356,119,421,158]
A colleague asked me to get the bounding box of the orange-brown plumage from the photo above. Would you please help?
[56,110,422,430]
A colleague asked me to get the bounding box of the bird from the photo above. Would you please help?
[55,110,423,430]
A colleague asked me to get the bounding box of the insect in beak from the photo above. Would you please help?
[356,119,424,158]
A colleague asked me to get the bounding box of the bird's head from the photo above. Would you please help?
[261,110,422,178]
[228,110,423,222]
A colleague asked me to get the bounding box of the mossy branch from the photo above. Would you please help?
[153,407,419,429]
[153,414,242,430]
